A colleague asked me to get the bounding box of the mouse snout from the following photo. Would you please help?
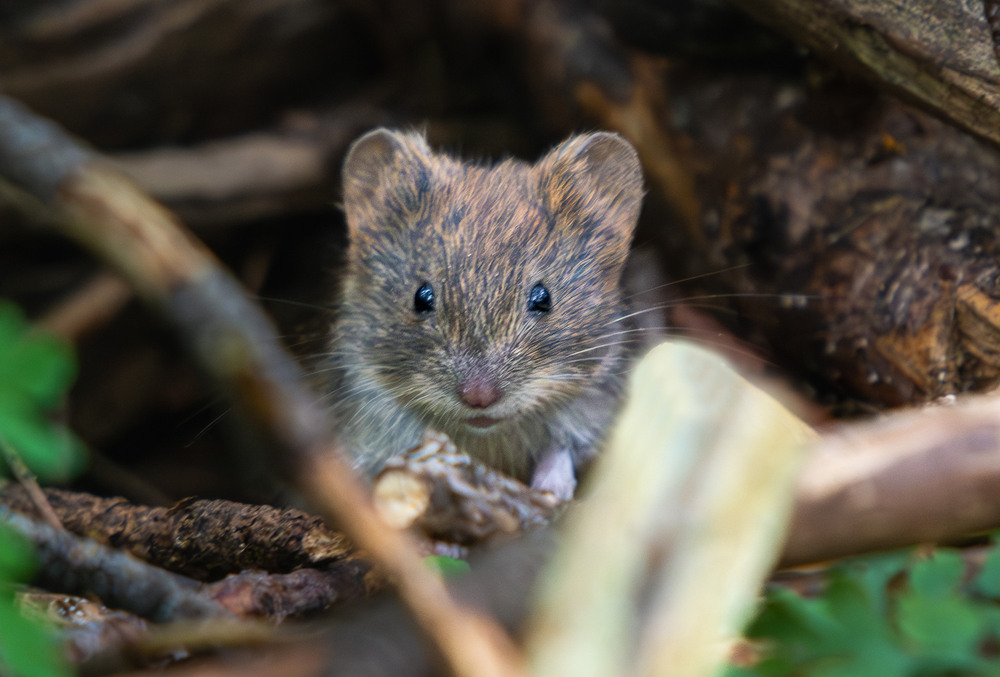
[459,376,502,409]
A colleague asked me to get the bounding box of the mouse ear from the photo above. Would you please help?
[342,128,432,224]
[537,132,644,238]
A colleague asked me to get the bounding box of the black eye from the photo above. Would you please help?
[414,282,435,314]
[527,282,551,313]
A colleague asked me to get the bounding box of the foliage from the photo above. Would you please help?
[424,555,471,578]
[0,300,84,481]
[0,525,70,677]
[0,300,82,677]
[729,545,1000,677]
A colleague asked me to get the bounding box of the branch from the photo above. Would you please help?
[0,486,367,581]
[783,394,1000,567]
[526,341,811,677]
[0,93,523,677]
[1,507,228,622]
[373,431,561,544]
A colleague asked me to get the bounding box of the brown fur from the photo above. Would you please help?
[327,128,643,487]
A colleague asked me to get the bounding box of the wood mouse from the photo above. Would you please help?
[327,128,644,499]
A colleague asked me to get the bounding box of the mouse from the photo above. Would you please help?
[325,128,644,500]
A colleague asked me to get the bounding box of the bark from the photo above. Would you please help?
[0,486,366,582]
[373,431,561,545]
[728,0,1000,148]
[1,507,229,622]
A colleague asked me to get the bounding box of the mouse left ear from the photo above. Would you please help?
[536,132,644,238]
[341,128,433,234]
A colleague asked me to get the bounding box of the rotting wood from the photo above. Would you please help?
[373,431,561,544]
[1,506,230,622]
[727,0,1000,149]
[653,64,1000,407]
[0,485,366,582]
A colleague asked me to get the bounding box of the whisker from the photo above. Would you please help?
[623,263,753,300]
[184,407,234,447]
[608,292,826,326]
[252,295,335,314]
[562,341,635,359]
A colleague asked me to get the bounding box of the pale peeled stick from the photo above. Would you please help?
[526,340,815,677]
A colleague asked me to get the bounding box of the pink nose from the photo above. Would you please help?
[459,378,502,409]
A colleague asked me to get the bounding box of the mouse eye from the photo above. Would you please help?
[414,282,435,314]
[527,282,551,313]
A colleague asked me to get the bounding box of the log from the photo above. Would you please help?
[728,0,1000,148]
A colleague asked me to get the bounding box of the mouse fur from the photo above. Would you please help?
[326,128,644,498]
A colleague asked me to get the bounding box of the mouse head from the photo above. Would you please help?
[338,128,643,431]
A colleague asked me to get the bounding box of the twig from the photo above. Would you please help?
[525,341,811,677]
[1,507,229,622]
[485,0,704,245]
[110,104,387,227]
[373,431,561,543]
[784,393,1000,567]
[0,438,63,530]
[36,272,132,342]
[0,94,524,677]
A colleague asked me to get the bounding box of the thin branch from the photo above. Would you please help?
[0,439,63,530]
[1,507,229,622]
[0,93,524,677]
[36,272,131,342]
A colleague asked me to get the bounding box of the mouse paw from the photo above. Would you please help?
[530,448,577,502]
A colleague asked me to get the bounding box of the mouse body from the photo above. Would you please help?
[327,128,644,498]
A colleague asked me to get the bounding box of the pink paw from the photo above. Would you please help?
[530,448,577,501]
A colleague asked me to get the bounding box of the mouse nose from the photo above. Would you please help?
[459,376,502,409]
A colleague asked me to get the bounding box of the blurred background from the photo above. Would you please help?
[5,0,996,504]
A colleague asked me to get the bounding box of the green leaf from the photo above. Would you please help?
[0,525,37,580]
[424,555,470,577]
[897,592,980,653]
[0,303,75,408]
[735,546,1000,676]
[820,568,900,653]
[909,550,964,597]
[848,551,911,615]
[0,301,85,482]
[0,526,69,677]
[973,542,1000,599]
[0,394,85,482]
[0,594,70,677]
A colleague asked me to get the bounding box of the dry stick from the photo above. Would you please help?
[36,271,132,341]
[784,393,1000,567]
[0,507,229,622]
[372,431,561,542]
[0,439,64,530]
[110,102,386,227]
[0,486,364,581]
[0,95,523,677]
[525,341,812,677]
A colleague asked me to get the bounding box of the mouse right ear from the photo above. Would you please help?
[536,132,644,238]
[342,128,432,227]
